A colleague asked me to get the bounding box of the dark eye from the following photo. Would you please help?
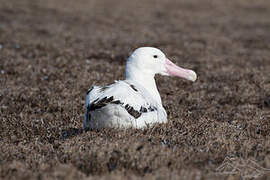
[153,55,158,58]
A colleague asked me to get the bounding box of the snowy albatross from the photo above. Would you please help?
[84,47,197,130]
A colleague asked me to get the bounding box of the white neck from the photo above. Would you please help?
[125,67,162,104]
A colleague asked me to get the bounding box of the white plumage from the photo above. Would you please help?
[83,47,197,129]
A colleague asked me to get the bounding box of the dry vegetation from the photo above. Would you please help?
[0,0,270,179]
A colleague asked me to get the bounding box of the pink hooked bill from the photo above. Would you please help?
[165,58,197,82]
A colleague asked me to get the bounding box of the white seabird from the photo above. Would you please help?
[83,47,197,130]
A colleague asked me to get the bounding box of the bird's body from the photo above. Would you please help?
[83,80,167,129]
[84,47,197,129]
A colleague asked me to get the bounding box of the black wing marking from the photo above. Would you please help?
[124,104,157,119]
[100,86,109,92]
[140,106,148,112]
[129,84,138,92]
[111,100,122,104]
[88,96,141,119]
[87,96,157,119]
[86,87,94,95]
[148,106,157,112]
[139,105,157,112]
[124,81,138,92]
[87,86,110,95]
[125,104,141,119]
[88,96,116,111]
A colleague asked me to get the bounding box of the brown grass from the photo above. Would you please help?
[0,0,270,179]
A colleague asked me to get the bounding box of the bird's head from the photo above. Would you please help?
[126,47,197,81]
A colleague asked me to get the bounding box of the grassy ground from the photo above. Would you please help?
[0,0,270,179]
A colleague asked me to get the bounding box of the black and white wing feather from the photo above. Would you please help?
[83,80,166,129]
